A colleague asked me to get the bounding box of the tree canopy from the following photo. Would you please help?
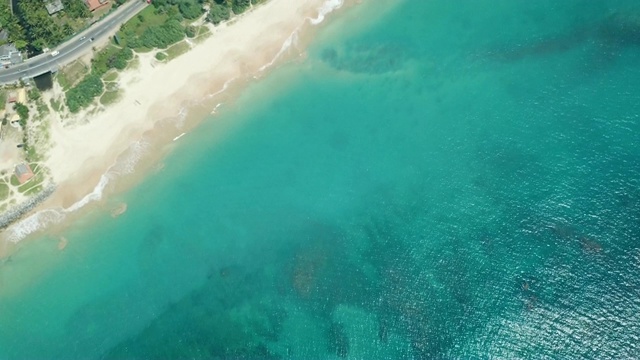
[65,74,104,113]
[207,3,230,25]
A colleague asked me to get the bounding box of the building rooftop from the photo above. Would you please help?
[45,0,65,15]
[0,44,18,58]
[0,43,22,65]
[85,0,109,11]
[14,163,34,184]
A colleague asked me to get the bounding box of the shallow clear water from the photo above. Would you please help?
[2,0,640,358]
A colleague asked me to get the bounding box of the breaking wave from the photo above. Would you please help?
[309,0,344,25]
[3,140,150,243]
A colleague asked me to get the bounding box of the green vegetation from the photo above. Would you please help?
[91,45,133,74]
[56,72,72,91]
[36,99,50,116]
[28,88,41,101]
[117,0,206,51]
[105,81,118,92]
[118,6,171,51]
[127,56,140,69]
[184,25,196,38]
[62,44,132,112]
[155,51,168,61]
[193,25,211,43]
[178,0,204,20]
[0,2,27,49]
[62,0,91,19]
[102,71,119,82]
[0,91,6,111]
[13,102,29,127]
[100,90,120,105]
[10,175,20,187]
[207,4,231,25]
[25,144,40,162]
[137,19,185,49]
[205,0,265,26]
[65,74,104,113]
[0,183,9,201]
[56,61,89,90]
[166,41,190,60]
[50,98,63,112]
[15,0,90,51]
[231,0,251,14]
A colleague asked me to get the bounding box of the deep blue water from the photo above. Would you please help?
[1,0,640,358]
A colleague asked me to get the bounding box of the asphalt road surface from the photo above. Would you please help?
[0,0,148,84]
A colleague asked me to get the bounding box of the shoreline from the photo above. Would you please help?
[0,0,350,256]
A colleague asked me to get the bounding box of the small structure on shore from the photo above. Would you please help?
[14,163,34,184]
[44,0,64,15]
[0,31,23,65]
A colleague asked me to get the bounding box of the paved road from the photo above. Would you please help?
[0,0,148,84]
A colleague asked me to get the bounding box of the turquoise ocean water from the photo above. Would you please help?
[2,0,640,358]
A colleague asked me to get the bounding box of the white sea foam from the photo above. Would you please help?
[205,78,236,100]
[110,139,150,175]
[211,103,223,114]
[5,209,65,243]
[175,106,189,129]
[260,0,343,72]
[259,30,299,72]
[309,0,344,25]
[4,140,151,243]
[65,173,113,213]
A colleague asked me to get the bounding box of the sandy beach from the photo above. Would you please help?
[0,0,346,249]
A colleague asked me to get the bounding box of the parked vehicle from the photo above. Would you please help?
[51,50,60,57]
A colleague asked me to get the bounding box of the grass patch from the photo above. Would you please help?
[127,56,140,70]
[166,41,190,61]
[92,45,133,75]
[115,6,169,50]
[17,169,44,194]
[117,6,186,51]
[65,73,104,113]
[24,182,44,196]
[10,175,20,187]
[102,71,118,82]
[26,145,41,162]
[50,97,63,112]
[155,52,167,61]
[56,72,71,90]
[196,25,210,36]
[0,90,6,111]
[57,61,89,90]
[36,99,50,117]
[194,26,212,44]
[128,7,169,37]
[0,183,9,201]
[134,46,154,53]
[100,90,120,106]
